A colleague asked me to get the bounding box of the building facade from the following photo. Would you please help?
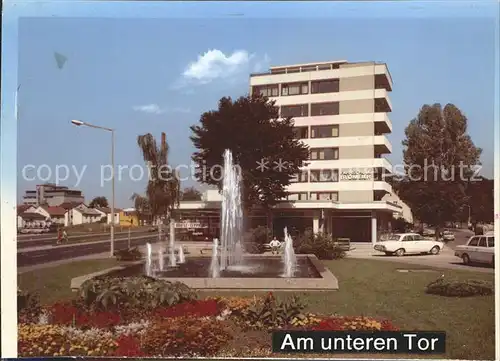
[22,183,85,207]
[178,60,402,243]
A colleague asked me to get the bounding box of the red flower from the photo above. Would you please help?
[155,300,220,319]
[76,311,121,328]
[48,302,79,325]
[113,335,144,357]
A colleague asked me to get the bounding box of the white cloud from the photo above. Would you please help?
[132,104,191,114]
[133,104,165,114]
[180,49,270,86]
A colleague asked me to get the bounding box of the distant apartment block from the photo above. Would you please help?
[22,183,85,207]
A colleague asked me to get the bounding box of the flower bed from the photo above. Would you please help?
[18,283,399,357]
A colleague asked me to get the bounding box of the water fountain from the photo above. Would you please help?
[158,246,164,272]
[219,149,244,270]
[178,245,186,264]
[169,233,177,267]
[145,243,153,277]
[210,238,220,278]
[283,227,297,278]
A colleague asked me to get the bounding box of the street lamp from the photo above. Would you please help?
[71,119,116,257]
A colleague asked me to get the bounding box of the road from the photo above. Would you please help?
[17,230,157,249]
[444,228,474,250]
[17,235,158,267]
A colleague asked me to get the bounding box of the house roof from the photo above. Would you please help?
[75,207,102,216]
[41,205,66,216]
[94,206,122,214]
[59,201,85,210]
[17,205,32,215]
[20,212,46,220]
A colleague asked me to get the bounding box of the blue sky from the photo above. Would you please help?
[7,1,498,208]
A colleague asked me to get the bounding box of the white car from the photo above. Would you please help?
[374,233,443,256]
[454,233,494,266]
[441,230,455,241]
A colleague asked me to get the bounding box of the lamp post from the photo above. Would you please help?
[71,119,116,257]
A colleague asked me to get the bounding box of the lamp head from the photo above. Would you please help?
[71,119,84,126]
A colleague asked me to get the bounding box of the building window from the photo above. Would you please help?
[310,169,339,182]
[290,171,309,183]
[253,85,279,97]
[293,126,308,139]
[282,82,309,96]
[311,102,339,116]
[311,79,339,93]
[310,192,339,201]
[310,148,339,160]
[311,125,339,138]
[287,192,308,201]
[281,104,309,118]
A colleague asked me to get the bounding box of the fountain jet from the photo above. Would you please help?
[210,238,220,278]
[145,243,152,277]
[178,245,186,264]
[220,149,244,270]
[158,246,164,271]
[283,227,297,278]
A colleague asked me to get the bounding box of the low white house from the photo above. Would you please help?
[93,207,121,225]
[64,203,103,226]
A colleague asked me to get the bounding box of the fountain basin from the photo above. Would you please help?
[70,254,338,291]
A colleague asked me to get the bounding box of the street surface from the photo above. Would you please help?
[17,230,156,249]
[17,235,158,267]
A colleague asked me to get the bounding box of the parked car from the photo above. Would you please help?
[441,230,455,242]
[454,233,494,266]
[373,233,443,256]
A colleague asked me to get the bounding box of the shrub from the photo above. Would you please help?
[243,226,271,253]
[18,289,41,323]
[154,299,220,318]
[114,247,142,261]
[239,292,306,330]
[141,317,232,357]
[296,232,346,260]
[79,276,197,312]
[426,278,494,297]
[244,242,266,254]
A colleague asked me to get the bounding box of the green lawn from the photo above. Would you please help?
[203,259,495,360]
[18,258,495,360]
[18,259,118,304]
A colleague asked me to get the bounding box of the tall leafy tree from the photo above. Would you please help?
[190,94,309,219]
[137,132,180,224]
[396,103,481,237]
[89,196,108,208]
[181,187,202,201]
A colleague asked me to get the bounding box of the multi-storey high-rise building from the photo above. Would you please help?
[178,60,404,243]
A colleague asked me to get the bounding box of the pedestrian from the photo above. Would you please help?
[269,236,282,255]
[62,229,68,243]
[57,227,62,245]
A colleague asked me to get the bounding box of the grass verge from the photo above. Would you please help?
[18,259,118,304]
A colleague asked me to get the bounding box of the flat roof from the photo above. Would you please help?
[270,60,348,70]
